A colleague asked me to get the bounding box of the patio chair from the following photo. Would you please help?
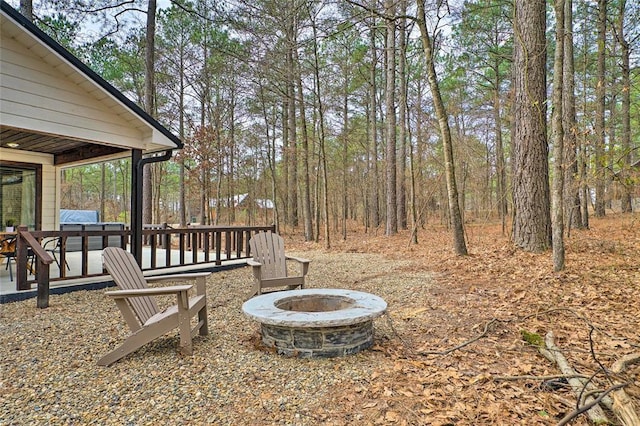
[43,237,70,271]
[98,247,209,366]
[247,231,310,298]
[0,235,35,281]
[1,236,16,281]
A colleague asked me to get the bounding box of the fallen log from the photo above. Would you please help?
[609,353,640,426]
[538,331,609,425]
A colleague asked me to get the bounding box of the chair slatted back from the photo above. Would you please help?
[249,231,287,280]
[102,247,159,325]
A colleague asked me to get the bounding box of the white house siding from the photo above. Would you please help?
[1,4,182,235]
[0,35,148,150]
[0,148,57,231]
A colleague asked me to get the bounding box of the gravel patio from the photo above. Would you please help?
[4,220,639,425]
[0,251,430,425]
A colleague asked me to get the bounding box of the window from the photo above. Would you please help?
[0,161,42,231]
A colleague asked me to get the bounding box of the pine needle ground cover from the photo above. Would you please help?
[1,214,638,425]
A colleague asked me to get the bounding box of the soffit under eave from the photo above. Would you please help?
[1,10,181,151]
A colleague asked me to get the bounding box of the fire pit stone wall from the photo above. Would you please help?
[242,289,387,358]
[261,320,374,358]
[242,288,387,358]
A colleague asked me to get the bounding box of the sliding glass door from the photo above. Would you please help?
[0,161,42,231]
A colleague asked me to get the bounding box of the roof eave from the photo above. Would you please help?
[0,1,183,150]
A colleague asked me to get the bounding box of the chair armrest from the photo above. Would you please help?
[42,238,58,250]
[146,272,211,283]
[286,256,311,276]
[146,273,209,296]
[106,285,192,299]
[246,259,262,280]
[286,255,311,264]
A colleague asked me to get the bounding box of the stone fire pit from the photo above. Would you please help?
[242,289,387,358]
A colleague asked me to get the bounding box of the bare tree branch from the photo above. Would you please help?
[418,318,499,356]
[556,383,629,426]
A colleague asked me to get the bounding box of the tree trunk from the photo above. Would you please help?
[396,0,407,230]
[368,6,380,229]
[385,0,397,236]
[415,77,426,228]
[229,89,237,224]
[294,46,314,241]
[608,61,617,212]
[551,0,565,271]
[342,71,349,240]
[409,118,418,245]
[142,0,157,226]
[19,0,33,21]
[286,79,297,227]
[580,133,590,229]
[618,0,633,213]
[311,13,330,249]
[179,46,187,227]
[512,0,551,252]
[416,0,467,255]
[259,83,280,232]
[199,13,209,225]
[594,0,607,217]
[214,97,223,226]
[562,0,583,231]
[286,12,298,228]
[282,98,289,226]
[579,14,590,229]
[312,100,321,241]
[493,75,507,235]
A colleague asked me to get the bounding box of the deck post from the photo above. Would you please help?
[15,227,29,291]
[36,258,50,308]
[131,149,143,265]
[132,150,173,265]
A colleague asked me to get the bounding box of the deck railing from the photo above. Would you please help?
[14,224,276,294]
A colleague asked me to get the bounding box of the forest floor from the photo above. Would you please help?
[1,213,638,425]
[284,212,640,425]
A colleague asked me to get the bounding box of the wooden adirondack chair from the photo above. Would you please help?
[98,247,209,366]
[247,231,310,297]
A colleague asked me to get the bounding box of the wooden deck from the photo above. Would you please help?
[1,225,275,304]
[0,246,250,303]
